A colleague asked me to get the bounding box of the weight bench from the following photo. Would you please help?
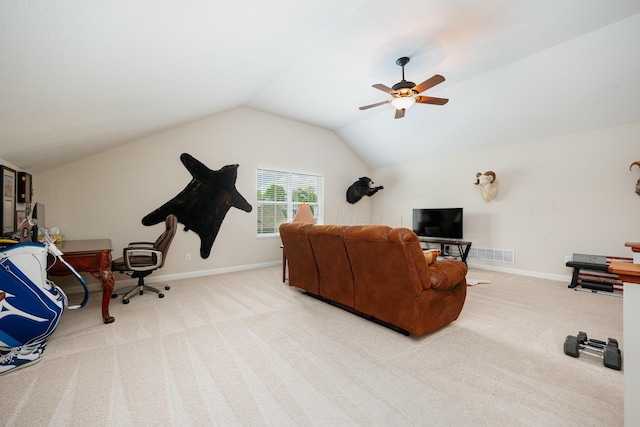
[566,261,612,291]
[566,254,632,294]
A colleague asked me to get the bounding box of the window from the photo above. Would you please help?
[256,169,324,236]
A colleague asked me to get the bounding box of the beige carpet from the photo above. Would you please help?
[1,267,623,426]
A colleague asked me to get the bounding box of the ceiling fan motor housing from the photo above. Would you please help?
[391,80,416,92]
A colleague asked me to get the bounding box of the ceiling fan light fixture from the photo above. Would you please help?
[391,96,415,110]
[359,56,447,118]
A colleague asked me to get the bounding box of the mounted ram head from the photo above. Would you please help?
[474,171,499,202]
[631,161,640,196]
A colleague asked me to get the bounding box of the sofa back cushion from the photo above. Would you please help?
[307,225,354,306]
[279,222,319,294]
[343,225,431,331]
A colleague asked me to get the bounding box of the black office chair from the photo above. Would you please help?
[111,214,177,304]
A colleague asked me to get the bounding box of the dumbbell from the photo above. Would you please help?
[563,331,622,371]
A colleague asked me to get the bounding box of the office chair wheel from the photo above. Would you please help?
[165,285,171,290]
[159,293,164,298]
[123,299,130,304]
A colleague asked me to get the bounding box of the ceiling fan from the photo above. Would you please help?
[359,56,448,119]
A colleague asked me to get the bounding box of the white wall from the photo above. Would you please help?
[27,109,640,283]
[33,107,371,279]
[371,121,640,279]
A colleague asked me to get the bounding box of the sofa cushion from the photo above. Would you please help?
[307,225,354,306]
[279,222,319,294]
[428,259,467,291]
[345,226,435,291]
[343,225,433,330]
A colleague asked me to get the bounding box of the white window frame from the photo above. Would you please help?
[256,168,324,236]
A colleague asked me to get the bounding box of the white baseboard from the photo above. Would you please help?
[156,260,281,282]
[467,262,571,283]
[85,260,282,293]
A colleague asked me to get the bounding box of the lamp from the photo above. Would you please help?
[391,96,415,110]
[292,203,315,224]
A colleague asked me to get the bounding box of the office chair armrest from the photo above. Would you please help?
[127,241,155,248]
[123,247,163,271]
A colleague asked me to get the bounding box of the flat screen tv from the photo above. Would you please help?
[412,208,463,239]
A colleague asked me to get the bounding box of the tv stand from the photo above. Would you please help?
[418,237,472,264]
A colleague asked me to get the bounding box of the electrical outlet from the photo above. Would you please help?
[564,255,572,263]
[185,253,191,262]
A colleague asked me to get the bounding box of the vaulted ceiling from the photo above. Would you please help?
[2,1,640,173]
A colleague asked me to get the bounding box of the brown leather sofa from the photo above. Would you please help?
[279,222,468,336]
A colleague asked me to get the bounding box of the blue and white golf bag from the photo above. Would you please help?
[0,237,88,375]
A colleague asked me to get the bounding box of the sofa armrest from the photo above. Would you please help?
[426,259,468,291]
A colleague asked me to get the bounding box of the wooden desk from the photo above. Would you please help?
[626,241,640,263]
[48,239,115,324]
[609,261,640,282]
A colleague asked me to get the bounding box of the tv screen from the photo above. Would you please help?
[412,208,463,239]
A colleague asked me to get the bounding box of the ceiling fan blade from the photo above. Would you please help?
[414,96,449,105]
[359,100,391,110]
[394,108,405,119]
[372,83,396,95]
[412,74,445,94]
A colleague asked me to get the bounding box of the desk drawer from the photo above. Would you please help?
[48,252,105,275]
